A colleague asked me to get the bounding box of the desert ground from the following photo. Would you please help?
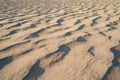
[0,0,120,80]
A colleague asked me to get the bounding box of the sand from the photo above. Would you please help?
[0,0,120,80]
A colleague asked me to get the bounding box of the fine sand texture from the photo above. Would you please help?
[0,0,120,80]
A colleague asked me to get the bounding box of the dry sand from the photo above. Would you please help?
[0,0,120,80]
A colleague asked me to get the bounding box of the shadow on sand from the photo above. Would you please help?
[102,45,120,80]
[23,60,45,80]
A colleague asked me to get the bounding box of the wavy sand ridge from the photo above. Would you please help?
[0,0,120,80]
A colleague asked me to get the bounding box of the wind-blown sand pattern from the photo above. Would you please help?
[0,0,120,80]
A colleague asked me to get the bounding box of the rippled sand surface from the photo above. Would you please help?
[0,0,120,80]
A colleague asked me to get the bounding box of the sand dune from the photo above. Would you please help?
[0,0,120,80]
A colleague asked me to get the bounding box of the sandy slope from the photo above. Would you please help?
[0,0,120,80]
